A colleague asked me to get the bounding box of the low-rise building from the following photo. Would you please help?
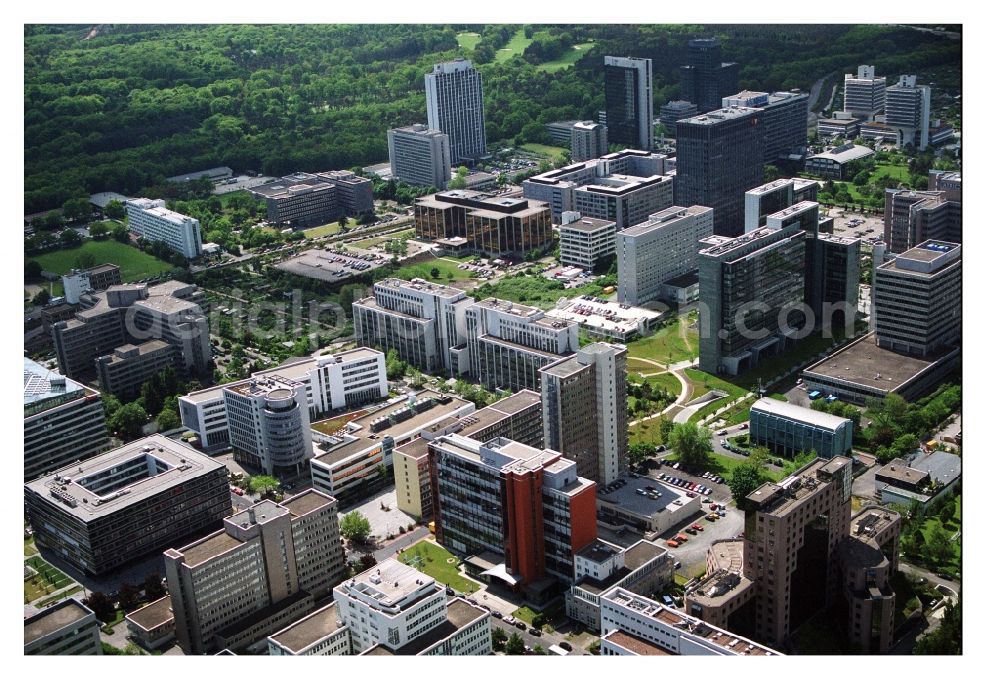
[25,435,231,576]
[595,475,700,538]
[545,297,662,341]
[557,212,617,271]
[804,143,875,180]
[817,112,861,139]
[125,596,176,651]
[749,398,853,459]
[267,602,351,656]
[248,171,373,227]
[875,451,961,510]
[24,598,102,656]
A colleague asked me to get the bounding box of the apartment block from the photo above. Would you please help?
[24,598,102,656]
[429,434,597,596]
[25,435,231,575]
[873,240,961,356]
[95,339,176,400]
[558,212,617,271]
[571,121,609,162]
[885,75,931,150]
[164,490,346,654]
[223,375,312,476]
[539,343,627,486]
[125,198,203,259]
[464,298,579,393]
[676,107,765,237]
[604,56,654,150]
[179,348,387,453]
[425,59,486,164]
[749,398,853,459]
[24,357,108,481]
[413,189,553,256]
[680,38,741,113]
[353,277,473,375]
[388,124,452,189]
[843,65,886,121]
[616,205,714,305]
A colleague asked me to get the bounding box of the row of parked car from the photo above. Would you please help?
[657,473,715,495]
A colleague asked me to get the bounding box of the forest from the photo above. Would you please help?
[24,24,961,213]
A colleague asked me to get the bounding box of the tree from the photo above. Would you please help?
[730,462,765,509]
[156,406,181,431]
[84,591,116,621]
[118,582,142,611]
[143,572,166,601]
[915,600,961,655]
[62,197,92,222]
[937,499,955,525]
[358,553,377,570]
[105,200,126,220]
[748,446,771,469]
[249,475,280,497]
[140,378,166,416]
[75,252,97,269]
[764,165,781,182]
[385,348,406,380]
[505,631,525,655]
[668,422,712,468]
[89,222,110,239]
[111,223,129,242]
[447,175,467,189]
[340,510,372,544]
[109,402,148,441]
[25,259,42,281]
[628,442,655,467]
[533,643,547,654]
[32,288,51,306]
[60,228,82,247]
[924,521,953,570]
[492,627,508,651]
[659,419,675,446]
[531,614,546,629]
[430,266,441,279]
[102,394,123,420]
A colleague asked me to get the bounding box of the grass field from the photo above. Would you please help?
[474,275,611,310]
[304,219,357,239]
[627,358,668,376]
[30,240,174,282]
[537,42,596,72]
[661,451,782,484]
[398,541,480,594]
[627,316,698,365]
[393,258,476,282]
[518,143,568,162]
[494,28,534,62]
[353,229,414,249]
[24,556,74,603]
[644,371,683,397]
[726,325,860,389]
[456,32,481,51]
[24,537,37,556]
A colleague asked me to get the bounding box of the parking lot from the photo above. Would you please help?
[829,208,884,244]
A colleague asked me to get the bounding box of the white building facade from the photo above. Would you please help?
[126,197,203,258]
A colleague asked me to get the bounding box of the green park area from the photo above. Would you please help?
[398,541,480,594]
[518,143,569,163]
[24,556,75,603]
[456,32,481,51]
[354,229,414,250]
[494,28,533,62]
[392,257,476,283]
[627,315,699,366]
[304,218,357,239]
[29,240,173,282]
[473,274,613,310]
[537,42,596,72]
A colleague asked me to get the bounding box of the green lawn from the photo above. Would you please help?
[473,275,612,310]
[353,229,414,249]
[24,556,74,603]
[304,219,357,239]
[643,371,682,397]
[685,368,749,401]
[494,28,534,62]
[916,495,961,577]
[630,416,670,446]
[398,541,480,594]
[393,257,476,282]
[30,240,173,282]
[627,316,699,365]
[727,324,862,389]
[537,42,596,72]
[24,537,37,556]
[661,451,781,484]
[38,585,83,608]
[627,358,667,375]
[456,32,481,51]
[519,143,568,162]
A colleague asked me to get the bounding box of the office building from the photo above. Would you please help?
[429,434,597,596]
[546,297,662,340]
[51,280,211,380]
[539,343,627,486]
[413,189,553,256]
[388,124,451,189]
[722,90,808,163]
[807,232,860,330]
[522,148,673,223]
[572,173,674,229]
[24,598,102,656]
[885,75,931,150]
[680,38,741,113]
[859,120,901,144]
[558,212,617,271]
[571,121,609,162]
[60,263,123,304]
[617,205,714,305]
[392,389,542,521]
[676,107,765,237]
[875,451,961,510]
[660,100,699,135]
[842,65,886,121]
[125,596,176,652]
[248,172,374,227]
[125,198,203,258]
[883,174,962,253]
[604,56,654,150]
[353,278,473,375]
[267,602,352,656]
[464,298,579,393]
[545,120,580,146]
[749,398,853,459]
[25,435,231,576]
[425,59,486,164]
[164,490,346,654]
[24,357,108,481]
[564,540,674,632]
[743,178,820,234]
[180,348,387,453]
[333,559,490,655]
[223,375,311,476]
[95,340,175,400]
[598,588,777,656]
[310,390,474,504]
[697,225,807,375]
[873,240,961,357]
[804,143,875,180]
[817,112,861,139]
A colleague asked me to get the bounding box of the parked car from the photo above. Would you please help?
[515,621,527,630]
[559,642,573,652]
[529,627,542,636]
[739,423,749,430]
[666,540,679,548]
[685,527,698,535]
[491,611,503,619]
[692,524,704,532]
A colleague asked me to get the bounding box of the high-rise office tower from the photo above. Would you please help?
[388,124,452,189]
[676,107,765,237]
[425,59,486,165]
[571,121,609,162]
[885,75,931,150]
[604,56,654,150]
[842,65,886,121]
[679,38,740,113]
[223,375,312,476]
[722,90,809,163]
[539,343,628,486]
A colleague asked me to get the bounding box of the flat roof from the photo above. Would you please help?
[24,357,89,407]
[362,599,487,655]
[24,435,225,522]
[24,599,93,645]
[340,558,440,610]
[178,531,244,566]
[578,539,624,564]
[750,397,850,430]
[281,489,336,517]
[268,602,342,653]
[560,215,616,233]
[604,630,672,656]
[125,595,174,631]
[598,475,692,517]
[808,144,874,163]
[910,450,961,485]
[476,334,570,359]
[375,276,466,299]
[803,333,944,393]
[679,106,760,125]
